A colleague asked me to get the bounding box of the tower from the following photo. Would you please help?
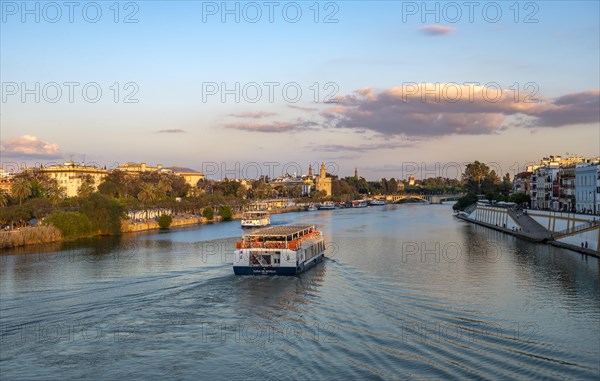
[354,167,358,179]
[316,162,332,197]
[308,164,313,177]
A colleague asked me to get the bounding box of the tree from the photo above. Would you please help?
[138,184,158,204]
[47,184,65,205]
[453,193,479,211]
[461,161,505,196]
[218,205,233,221]
[157,177,173,198]
[0,190,9,207]
[157,214,173,229]
[80,193,125,235]
[98,180,121,198]
[499,173,512,197]
[11,178,32,206]
[138,184,159,219]
[45,211,93,239]
[509,193,531,206]
[98,170,129,198]
[214,180,244,198]
[77,175,95,197]
[202,207,214,221]
[388,178,398,194]
[251,180,273,200]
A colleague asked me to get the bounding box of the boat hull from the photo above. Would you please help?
[233,253,324,276]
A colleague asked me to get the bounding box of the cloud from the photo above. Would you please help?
[419,25,455,36]
[287,105,320,112]
[158,129,186,133]
[224,119,318,133]
[321,85,600,137]
[0,135,62,159]
[529,90,600,127]
[313,141,415,153]
[229,111,278,119]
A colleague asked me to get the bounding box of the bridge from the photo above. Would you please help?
[382,193,465,204]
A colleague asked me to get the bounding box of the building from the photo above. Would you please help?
[528,155,584,210]
[512,172,532,195]
[558,164,576,212]
[0,169,14,196]
[315,162,332,197]
[408,175,415,186]
[159,166,205,188]
[117,162,163,173]
[270,174,313,197]
[532,166,559,210]
[117,163,205,195]
[575,163,600,214]
[33,162,107,198]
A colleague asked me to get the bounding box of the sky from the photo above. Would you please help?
[1,0,599,180]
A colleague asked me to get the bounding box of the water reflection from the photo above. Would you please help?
[0,205,598,380]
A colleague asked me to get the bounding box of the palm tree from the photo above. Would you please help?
[48,185,65,206]
[157,177,173,198]
[138,184,159,219]
[11,178,32,206]
[0,189,9,207]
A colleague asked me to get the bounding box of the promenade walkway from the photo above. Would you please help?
[507,209,552,241]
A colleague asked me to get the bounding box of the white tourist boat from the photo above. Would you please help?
[241,211,271,228]
[307,204,318,211]
[233,224,325,275]
[318,201,336,210]
[369,199,386,206]
[351,200,368,208]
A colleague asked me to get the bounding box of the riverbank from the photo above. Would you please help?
[455,214,548,242]
[0,226,62,250]
[456,206,600,258]
[1,205,308,249]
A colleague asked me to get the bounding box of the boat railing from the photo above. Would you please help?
[236,231,321,250]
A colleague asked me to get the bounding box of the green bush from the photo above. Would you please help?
[45,211,93,240]
[80,193,125,235]
[157,214,173,229]
[202,207,214,221]
[218,205,233,221]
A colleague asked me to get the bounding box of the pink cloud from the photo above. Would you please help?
[229,111,278,119]
[0,135,62,159]
[224,119,317,133]
[419,25,455,36]
[321,85,599,137]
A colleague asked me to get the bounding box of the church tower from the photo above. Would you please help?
[354,167,358,179]
[308,164,313,177]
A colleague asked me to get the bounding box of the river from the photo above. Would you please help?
[1,204,599,380]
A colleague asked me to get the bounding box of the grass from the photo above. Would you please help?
[0,226,62,250]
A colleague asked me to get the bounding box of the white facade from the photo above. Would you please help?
[531,166,558,210]
[575,164,600,214]
[38,162,107,198]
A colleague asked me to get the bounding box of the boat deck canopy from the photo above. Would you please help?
[243,225,315,238]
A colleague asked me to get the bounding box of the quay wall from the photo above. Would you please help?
[461,203,599,257]
[556,229,600,252]
[525,210,596,233]
[468,205,520,230]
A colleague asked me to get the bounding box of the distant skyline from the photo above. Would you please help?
[2,1,599,179]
